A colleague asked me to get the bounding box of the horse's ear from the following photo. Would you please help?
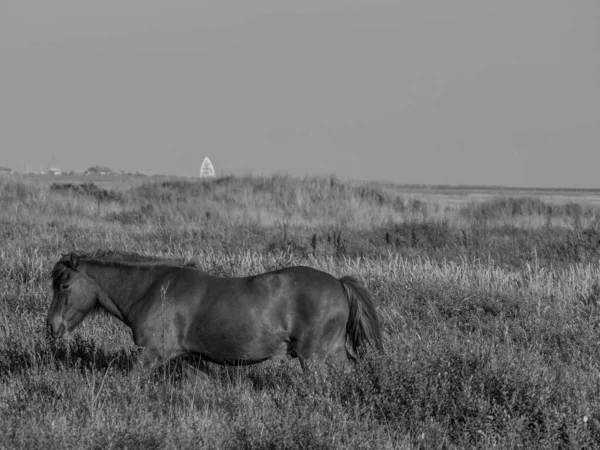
[69,253,79,270]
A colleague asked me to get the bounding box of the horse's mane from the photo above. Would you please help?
[86,249,199,267]
[51,249,200,287]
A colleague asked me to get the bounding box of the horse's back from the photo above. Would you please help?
[273,265,347,311]
[213,265,348,328]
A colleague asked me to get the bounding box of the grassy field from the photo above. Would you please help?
[1,173,600,449]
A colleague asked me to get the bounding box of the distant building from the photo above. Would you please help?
[48,167,62,175]
[0,166,13,175]
[199,157,215,178]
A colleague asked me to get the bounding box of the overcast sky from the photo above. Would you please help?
[1,1,598,187]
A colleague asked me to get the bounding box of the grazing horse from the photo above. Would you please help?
[47,251,382,377]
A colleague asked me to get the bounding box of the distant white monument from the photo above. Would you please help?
[199,157,215,178]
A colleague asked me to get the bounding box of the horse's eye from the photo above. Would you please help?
[60,284,69,290]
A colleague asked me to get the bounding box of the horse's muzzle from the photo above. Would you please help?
[46,322,66,339]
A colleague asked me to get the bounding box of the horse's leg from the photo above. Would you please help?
[327,346,354,373]
[297,355,309,373]
[299,347,353,374]
[295,321,349,374]
[292,340,317,373]
[133,342,188,378]
[132,348,210,386]
[125,346,164,386]
[181,356,210,385]
[295,345,328,374]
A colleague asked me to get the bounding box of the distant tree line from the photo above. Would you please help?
[85,165,116,175]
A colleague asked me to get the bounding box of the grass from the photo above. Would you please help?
[1,173,600,448]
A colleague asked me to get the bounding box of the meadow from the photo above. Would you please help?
[1,173,600,449]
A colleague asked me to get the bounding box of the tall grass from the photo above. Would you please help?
[1,173,600,448]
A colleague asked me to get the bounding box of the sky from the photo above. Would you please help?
[1,0,599,187]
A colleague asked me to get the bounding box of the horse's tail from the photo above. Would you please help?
[339,275,383,359]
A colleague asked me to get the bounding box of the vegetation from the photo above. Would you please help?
[85,165,116,175]
[1,173,600,449]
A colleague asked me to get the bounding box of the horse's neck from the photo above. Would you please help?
[87,262,161,325]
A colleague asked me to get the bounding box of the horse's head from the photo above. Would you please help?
[47,252,99,339]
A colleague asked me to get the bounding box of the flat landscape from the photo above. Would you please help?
[1,173,600,449]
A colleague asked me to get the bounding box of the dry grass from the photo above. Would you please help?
[1,174,600,448]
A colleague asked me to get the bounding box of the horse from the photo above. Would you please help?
[46,251,382,378]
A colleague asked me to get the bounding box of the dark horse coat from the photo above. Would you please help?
[47,251,382,375]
